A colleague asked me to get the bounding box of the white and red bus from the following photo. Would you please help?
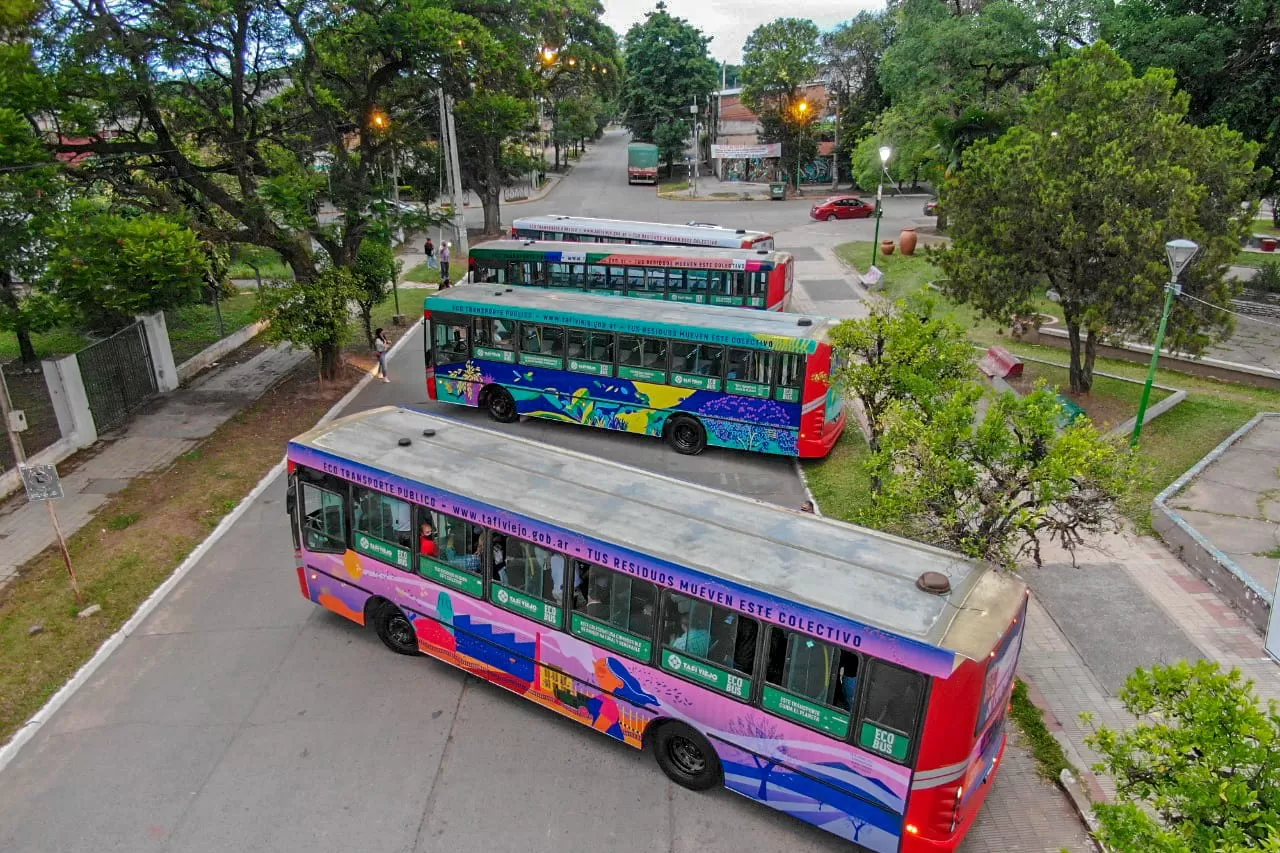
[511,215,775,251]
[468,240,793,311]
[287,407,1029,853]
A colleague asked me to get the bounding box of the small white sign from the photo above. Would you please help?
[19,463,63,502]
[860,266,884,287]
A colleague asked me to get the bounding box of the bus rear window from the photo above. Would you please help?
[978,610,1025,733]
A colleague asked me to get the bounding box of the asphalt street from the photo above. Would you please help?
[0,131,1017,853]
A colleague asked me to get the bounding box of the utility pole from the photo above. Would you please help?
[438,89,469,263]
[831,96,840,191]
[690,99,699,198]
[0,368,80,602]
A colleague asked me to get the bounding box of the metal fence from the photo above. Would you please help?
[0,360,61,474]
[75,321,157,433]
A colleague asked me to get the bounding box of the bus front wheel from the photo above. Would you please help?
[484,386,518,423]
[652,722,722,791]
[373,603,421,656]
[666,416,706,455]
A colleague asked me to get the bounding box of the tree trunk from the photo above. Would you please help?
[481,184,501,235]
[0,270,38,365]
[359,303,375,348]
[317,341,342,381]
[1065,319,1094,393]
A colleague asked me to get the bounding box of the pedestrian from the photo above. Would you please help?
[373,327,390,383]
[424,237,436,269]
[800,500,815,514]
[439,241,451,288]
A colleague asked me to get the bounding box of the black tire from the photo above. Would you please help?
[826,213,837,222]
[485,386,518,423]
[652,722,722,791]
[666,415,706,456]
[373,603,420,656]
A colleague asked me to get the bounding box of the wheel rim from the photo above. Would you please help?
[667,735,706,776]
[491,393,514,420]
[674,422,697,449]
[827,214,836,221]
[386,613,415,648]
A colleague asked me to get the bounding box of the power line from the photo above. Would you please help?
[1178,289,1280,331]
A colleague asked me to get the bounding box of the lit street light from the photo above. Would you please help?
[792,99,809,193]
[870,145,892,269]
[1132,238,1198,445]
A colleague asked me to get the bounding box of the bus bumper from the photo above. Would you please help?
[797,408,846,459]
[904,734,1007,852]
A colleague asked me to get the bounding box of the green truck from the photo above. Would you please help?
[626,142,659,185]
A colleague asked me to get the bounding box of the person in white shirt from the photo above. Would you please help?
[373,327,389,383]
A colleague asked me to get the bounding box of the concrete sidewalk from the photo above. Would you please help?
[0,343,308,586]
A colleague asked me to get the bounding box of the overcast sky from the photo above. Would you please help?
[600,0,884,65]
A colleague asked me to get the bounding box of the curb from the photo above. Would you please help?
[0,315,426,772]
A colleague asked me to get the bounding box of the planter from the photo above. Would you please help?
[1261,237,1277,252]
[899,227,918,256]
[879,240,895,257]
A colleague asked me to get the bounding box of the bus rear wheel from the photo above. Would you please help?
[652,722,721,791]
[373,603,420,656]
[484,386,518,423]
[666,416,706,455]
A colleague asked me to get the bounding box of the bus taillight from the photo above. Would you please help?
[928,784,964,835]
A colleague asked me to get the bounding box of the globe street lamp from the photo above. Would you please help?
[1131,238,1199,445]
[870,145,892,268]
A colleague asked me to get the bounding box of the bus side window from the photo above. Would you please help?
[728,271,746,298]
[432,312,468,363]
[728,348,771,382]
[587,264,608,290]
[857,662,926,763]
[353,486,413,558]
[300,481,347,554]
[686,269,708,298]
[608,266,627,289]
[571,563,657,661]
[776,353,805,399]
[750,271,769,299]
[764,627,860,712]
[660,591,758,680]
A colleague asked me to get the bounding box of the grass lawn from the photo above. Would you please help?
[1251,223,1280,237]
[659,179,690,193]
[403,251,469,285]
[802,428,875,528]
[165,293,260,364]
[227,245,293,280]
[1235,249,1277,268]
[0,326,90,361]
[1007,359,1172,432]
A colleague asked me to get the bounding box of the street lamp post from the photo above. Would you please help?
[793,99,809,193]
[1132,238,1199,446]
[870,145,892,269]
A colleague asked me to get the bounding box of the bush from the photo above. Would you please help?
[1252,260,1280,294]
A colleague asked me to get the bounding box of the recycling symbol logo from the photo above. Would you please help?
[496,589,509,604]
[667,652,681,669]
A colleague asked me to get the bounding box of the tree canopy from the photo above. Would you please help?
[620,2,717,144]
[739,18,821,115]
[937,43,1264,393]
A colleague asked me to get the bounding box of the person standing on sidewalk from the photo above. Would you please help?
[439,242,451,287]
[424,237,436,269]
[374,328,390,383]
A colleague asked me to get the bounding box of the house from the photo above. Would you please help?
[710,82,836,183]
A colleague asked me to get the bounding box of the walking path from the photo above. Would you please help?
[0,344,307,587]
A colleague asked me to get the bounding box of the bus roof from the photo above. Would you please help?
[292,407,1027,670]
[507,214,773,245]
[475,239,786,264]
[427,284,836,350]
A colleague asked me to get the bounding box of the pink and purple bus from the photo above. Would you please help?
[287,408,1029,852]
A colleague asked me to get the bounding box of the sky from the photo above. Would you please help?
[599,0,884,64]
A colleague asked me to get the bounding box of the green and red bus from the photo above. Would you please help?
[467,240,794,311]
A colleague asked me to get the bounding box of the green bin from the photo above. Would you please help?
[1055,394,1086,427]
[769,182,787,200]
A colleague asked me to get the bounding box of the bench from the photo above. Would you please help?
[978,346,1024,380]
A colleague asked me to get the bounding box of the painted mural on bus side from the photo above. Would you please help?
[300,546,909,853]
[435,358,800,456]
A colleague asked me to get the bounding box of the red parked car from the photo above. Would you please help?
[809,195,874,221]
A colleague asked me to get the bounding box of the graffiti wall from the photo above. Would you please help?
[720,156,834,184]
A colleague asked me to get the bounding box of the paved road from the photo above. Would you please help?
[0,131,1090,853]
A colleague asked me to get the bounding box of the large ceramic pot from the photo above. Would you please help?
[880,240,895,257]
[899,227,918,256]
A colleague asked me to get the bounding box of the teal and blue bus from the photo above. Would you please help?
[424,285,845,457]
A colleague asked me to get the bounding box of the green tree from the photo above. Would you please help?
[937,43,1265,393]
[45,208,209,331]
[351,239,402,348]
[820,12,893,187]
[740,17,821,188]
[826,299,975,451]
[652,119,691,178]
[620,2,718,143]
[39,0,486,376]
[1099,0,1280,215]
[1086,661,1280,853]
[455,91,535,234]
[865,386,1137,567]
[256,268,361,380]
[0,0,64,364]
